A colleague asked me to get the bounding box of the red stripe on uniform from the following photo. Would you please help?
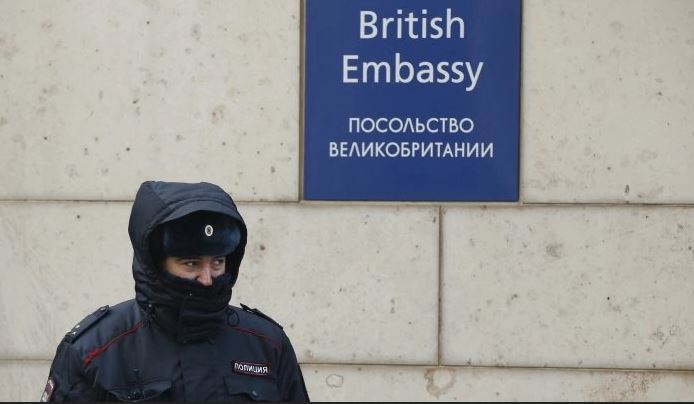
[82,321,146,367]
[230,326,283,353]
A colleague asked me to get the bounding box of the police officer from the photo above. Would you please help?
[41,181,310,402]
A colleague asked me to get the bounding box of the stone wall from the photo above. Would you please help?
[1,0,693,401]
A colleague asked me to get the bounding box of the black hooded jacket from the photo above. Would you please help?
[43,181,310,402]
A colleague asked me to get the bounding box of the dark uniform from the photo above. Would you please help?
[41,181,310,402]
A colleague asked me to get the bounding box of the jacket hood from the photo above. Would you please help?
[128,181,247,324]
[129,181,247,279]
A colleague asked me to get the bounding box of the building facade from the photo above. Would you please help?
[1,0,693,401]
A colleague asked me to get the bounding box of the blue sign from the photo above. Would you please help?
[304,0,520,201]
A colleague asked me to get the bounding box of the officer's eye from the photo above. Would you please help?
[182,261,198,268]
[213,257,226,266]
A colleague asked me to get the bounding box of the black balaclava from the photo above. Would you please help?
[128,181,248,344]
[147,269,234,343]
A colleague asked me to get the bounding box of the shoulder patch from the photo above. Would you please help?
[39,377,55,402]
[240,303,283,329]
[63,305,110,343]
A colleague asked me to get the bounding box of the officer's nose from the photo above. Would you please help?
[197,265,213,287]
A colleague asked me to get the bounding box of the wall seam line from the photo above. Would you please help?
[3,358,694,374]
[2,200,694,208]
[437,205,443,366]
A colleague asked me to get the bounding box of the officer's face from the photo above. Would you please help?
[163,256,226,286]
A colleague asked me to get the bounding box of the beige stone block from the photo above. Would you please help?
[522,0,694,203]
[0,0,299,201]
[233,204,439,364]
[303,364,694,402]
[0,360,51,402]
[442,206,694,369]
[0,202,134,359]
[0,202,438,365]
[3,361,694,401]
